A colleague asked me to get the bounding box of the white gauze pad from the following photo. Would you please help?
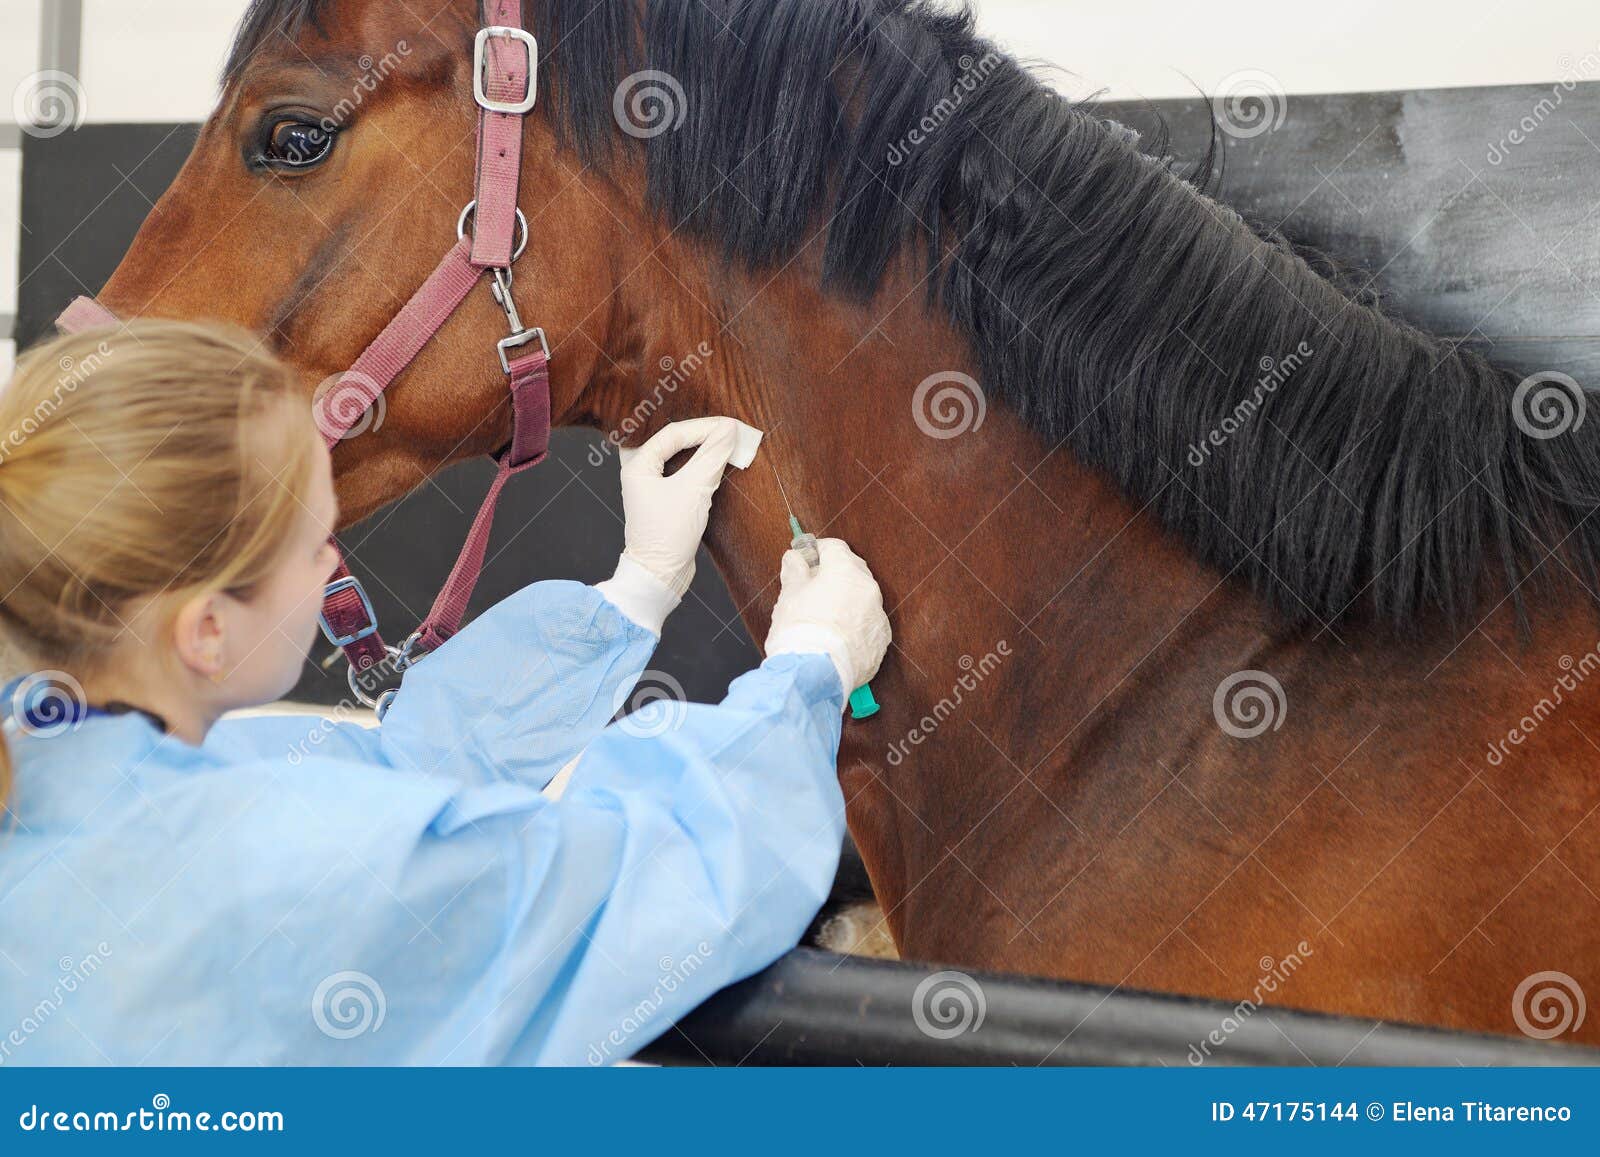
[729,420,765,469]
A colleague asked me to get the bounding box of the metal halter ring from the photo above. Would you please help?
[346,649,403,710]
[344,629,426,712]
[395,630,430,669]
[457,202,529,262]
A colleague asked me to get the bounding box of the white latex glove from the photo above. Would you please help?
[597,418,745,634]
[765,538,892,703]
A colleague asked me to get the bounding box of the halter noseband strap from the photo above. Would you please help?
[56,0,552,714]
[57,297,120,331]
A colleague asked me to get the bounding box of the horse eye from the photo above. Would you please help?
[262,119,335,169]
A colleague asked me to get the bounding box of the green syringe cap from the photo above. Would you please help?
[848,683,881,720]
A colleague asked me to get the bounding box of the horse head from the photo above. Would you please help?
[98,0,660,524]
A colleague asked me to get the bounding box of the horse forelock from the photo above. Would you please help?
[223,0,334,83]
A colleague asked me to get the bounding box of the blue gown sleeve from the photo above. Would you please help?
[205,580,660,791]
[224,651,848,1066]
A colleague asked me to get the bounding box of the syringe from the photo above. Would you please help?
[787,513,881,721]
[787,515,819,567]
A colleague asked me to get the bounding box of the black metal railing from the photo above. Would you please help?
[640,947,1600,1067]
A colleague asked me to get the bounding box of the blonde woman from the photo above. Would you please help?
[0,321,890,1066]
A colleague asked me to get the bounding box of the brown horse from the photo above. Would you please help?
[87,0,1599,1045]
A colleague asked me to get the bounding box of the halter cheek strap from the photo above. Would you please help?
[57,0,552,712]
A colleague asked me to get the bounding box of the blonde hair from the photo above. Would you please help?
[0,321,319,814]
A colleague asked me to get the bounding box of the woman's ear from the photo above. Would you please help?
[170,590,228,683]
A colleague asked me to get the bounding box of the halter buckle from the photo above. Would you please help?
[498,328,550,373]
[489,267,551,371]
[319,575,379,648]
[474,27,538,115]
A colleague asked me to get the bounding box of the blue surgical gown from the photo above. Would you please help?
[0,580,847,1065]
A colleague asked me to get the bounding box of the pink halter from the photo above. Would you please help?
[57,1,550,711]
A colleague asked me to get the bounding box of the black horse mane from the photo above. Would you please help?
[227,0,1600,631]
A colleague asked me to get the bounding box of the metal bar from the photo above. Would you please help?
[39,0,83,80]
[639,948,1600,1067]
[10,1,83,138]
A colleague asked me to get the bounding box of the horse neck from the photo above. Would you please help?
[646,251,1282,910]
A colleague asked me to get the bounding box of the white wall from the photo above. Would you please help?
[0,1,38,107]
[2,0,1598,379]
[78,0,244,121]
[9,0,1600,123]
[979,1,1600,101]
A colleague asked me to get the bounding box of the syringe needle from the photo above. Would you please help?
[768,454,798,521]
